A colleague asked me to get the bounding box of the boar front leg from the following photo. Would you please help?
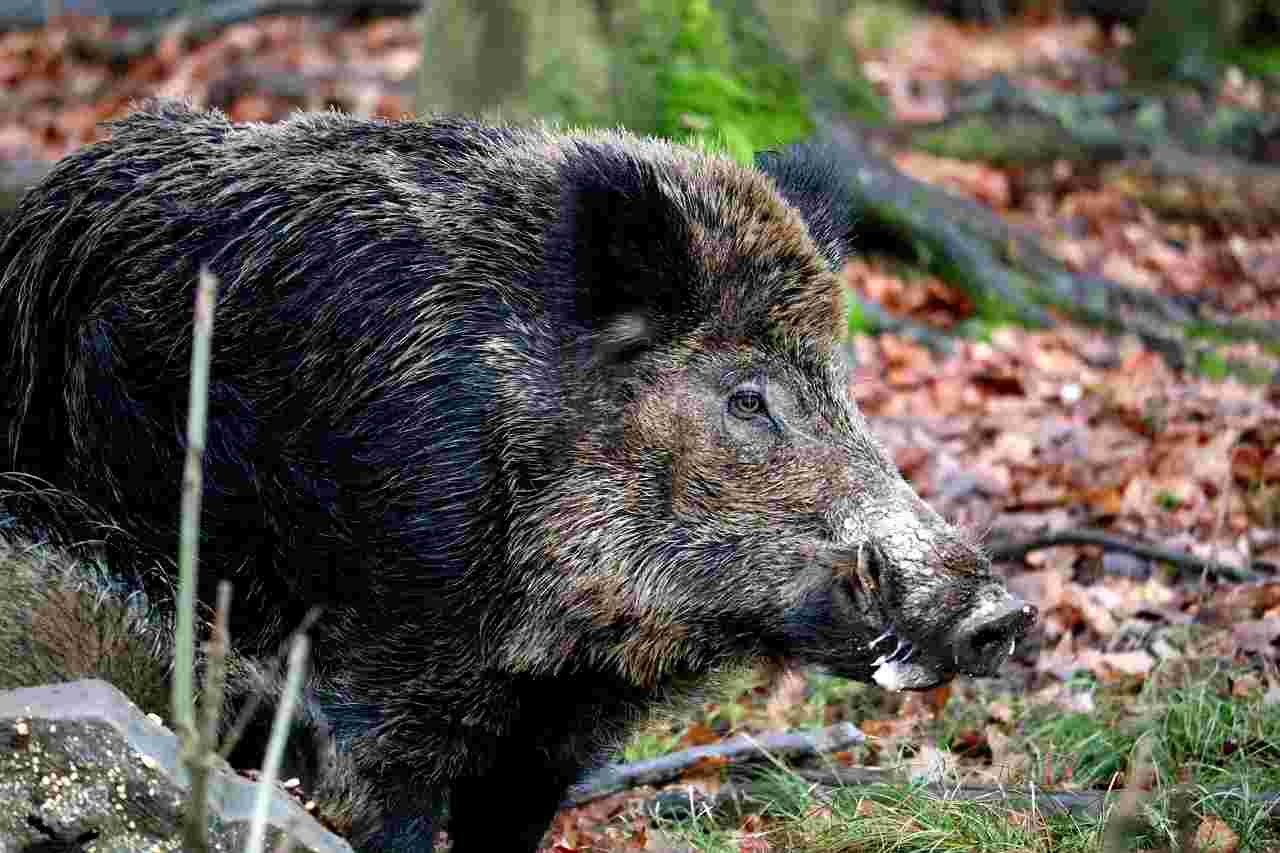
[447,748,582,852]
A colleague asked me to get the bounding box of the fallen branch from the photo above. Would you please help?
[985,526,1265,583]
[562,722,865,808]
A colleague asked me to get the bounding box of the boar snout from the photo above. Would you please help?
[838,492,1040,687]
[821,513,1038,690]
[947,594,1038,678]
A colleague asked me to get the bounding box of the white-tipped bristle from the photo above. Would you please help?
[872,660,910,692]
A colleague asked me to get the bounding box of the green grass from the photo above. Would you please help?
[653,771,1099,853]
[626,654,1280,852]
[1028,664,1280,791]
[654,772,1280,852]
[1195,349,1231,381]
[623,722,684,763]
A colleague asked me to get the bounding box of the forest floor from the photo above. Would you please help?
[2,5,1279,852]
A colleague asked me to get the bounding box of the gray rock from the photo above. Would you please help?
[0,679,353,853]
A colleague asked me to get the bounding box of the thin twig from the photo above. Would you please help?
[244,632,310,853]
[1103,734,1155,853]
[186,581,232,847]
[173,269,219,736]
[176,268,218,853]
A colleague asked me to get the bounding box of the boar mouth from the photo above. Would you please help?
[848,537,1038,691]
[859,597,1038,692]
[864,630,947,692]
[813,541,1037,691]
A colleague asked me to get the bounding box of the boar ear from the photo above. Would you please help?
[755,142,855,272]
[556,149,698,358]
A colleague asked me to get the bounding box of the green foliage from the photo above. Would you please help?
[845,292,874,337]
[1235,45,1280,78]
[914,117,1089,166]
[1156,674,1280,787]
[1130,0,1232,88]
[523,0,885,163]
[954,316,995,343]
[1185,323,1280,358]
[648,0,817,163]
[0,540,173,718]
[1195,349,1230,380]
[797,672,883,730]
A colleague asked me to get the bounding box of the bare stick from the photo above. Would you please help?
[245,632,310,853]
[174,269,218,853]
[186,581,232,846]
[173,269,219,737]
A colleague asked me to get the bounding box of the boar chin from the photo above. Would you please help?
[842,595,1034,692]
[818,655,949,693]
[843,631,951,692]
[870,659,947,692]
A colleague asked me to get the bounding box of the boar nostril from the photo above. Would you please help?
[953,601,1038,677]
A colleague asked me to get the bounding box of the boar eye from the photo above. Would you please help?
[728,388,767,420]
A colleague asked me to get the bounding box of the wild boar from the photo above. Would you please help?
[0,101,1035,851]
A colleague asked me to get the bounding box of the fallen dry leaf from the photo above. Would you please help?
[1230,673,1263,697]
[1194,815,1239,853]
[1094,650,1157,679]
[1230,619,1280,658]
[906,743,959,785]
[987,701,1014,724]
[901,684,952,719]
[861,716,920,738]
[986,724,1030,783]
[735,837,771,853]
[765,670,809,728]
[679,722,721,748]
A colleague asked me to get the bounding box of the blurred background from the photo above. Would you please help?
[0,1,1276,162]
[3,2,1280,851]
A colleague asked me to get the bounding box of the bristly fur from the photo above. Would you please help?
[0,102,1030,852]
